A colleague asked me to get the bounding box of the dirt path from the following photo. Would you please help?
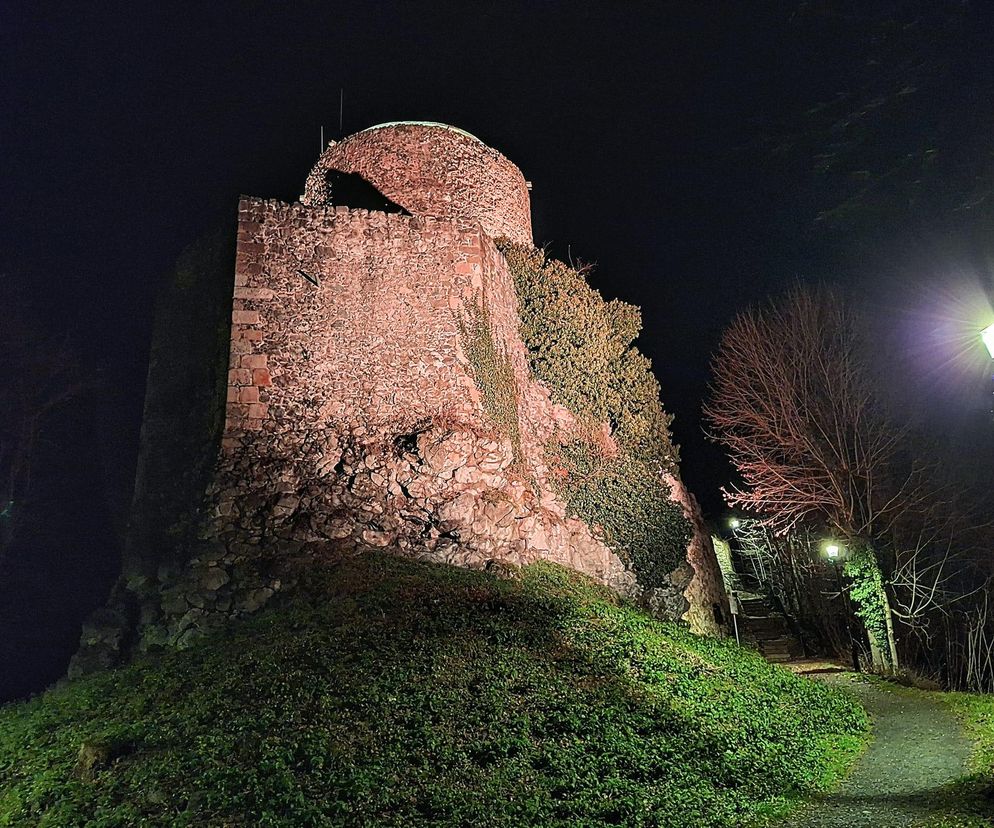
[783,673,975,828]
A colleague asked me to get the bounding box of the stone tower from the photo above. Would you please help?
[74,123,727,669]
[218,122,638,590]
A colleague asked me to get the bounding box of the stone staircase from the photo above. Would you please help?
[735,594,804,663]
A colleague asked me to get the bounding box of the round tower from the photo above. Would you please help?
[302,122,532,244]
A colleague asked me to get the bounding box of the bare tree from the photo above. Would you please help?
[704,286,991,674]
[705,286,933,539]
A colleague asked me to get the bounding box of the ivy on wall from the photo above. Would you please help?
[455,298,524,467]
[499,243,691,586]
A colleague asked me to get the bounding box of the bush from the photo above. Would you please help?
[499,243,690,584]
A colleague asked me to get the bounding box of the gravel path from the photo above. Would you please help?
[783,673,974,828]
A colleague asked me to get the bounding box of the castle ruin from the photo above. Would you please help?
[74,123,726,668]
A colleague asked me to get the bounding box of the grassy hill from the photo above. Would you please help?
[0,551,867,827]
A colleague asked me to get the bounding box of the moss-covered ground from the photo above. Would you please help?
[0,552,867,827]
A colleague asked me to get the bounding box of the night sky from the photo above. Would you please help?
[3,1,994,700]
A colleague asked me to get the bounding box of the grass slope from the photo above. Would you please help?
[907,689,994,827]
[0,553,867,827]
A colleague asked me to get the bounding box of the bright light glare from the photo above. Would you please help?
[983,323,994,359]
[825,544,841,559]
[730,518,740,529]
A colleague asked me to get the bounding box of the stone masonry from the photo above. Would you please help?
[73,123,727,666]
[216,188,635,593]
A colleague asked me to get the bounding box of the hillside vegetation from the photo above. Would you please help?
[0,552,866,827]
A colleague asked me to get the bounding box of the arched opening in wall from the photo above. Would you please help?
[324,170,410,215]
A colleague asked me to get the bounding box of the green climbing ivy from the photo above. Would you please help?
[843,546,892,669]
[499,243,691,587]
[455,297,524,467]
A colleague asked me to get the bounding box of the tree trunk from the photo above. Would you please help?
[880,582,900,674]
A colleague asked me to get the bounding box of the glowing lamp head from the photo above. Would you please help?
[730,518,740,529]
[825,543,841,560]
[983,322,994,359]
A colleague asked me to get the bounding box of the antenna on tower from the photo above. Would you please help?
[338,88,344,137]
[320,125,325,153]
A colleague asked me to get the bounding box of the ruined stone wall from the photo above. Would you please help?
[73,124,730,668]
[664,474,731,637]
[302,123,532,245]
[225,197,561,479]
[213,196,635,596]
[225,198,484,438]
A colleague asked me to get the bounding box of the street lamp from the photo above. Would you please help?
[983,322,994,360]
[823,541,859,672]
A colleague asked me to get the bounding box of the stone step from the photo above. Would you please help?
[741,617,782,628]
[740,621,793,638]
[732,590,805,664]
[739,599,768,611]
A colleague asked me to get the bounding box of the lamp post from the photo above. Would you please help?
[825,542,860,672]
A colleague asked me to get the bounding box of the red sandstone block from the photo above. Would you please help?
[239,386,260,404]
[230,340,252,355]
[232,310,261,325]
[229,368,252,386]
[238,241,265,255]
[226,402,248,418]
[454,262,474,275]
[253,368,272,387]
[234,271,249,287]
[247,403,269,419]
[241,354,268,369]
[226,386,238,403]
[241,330,264,342]
[234,286,275,300]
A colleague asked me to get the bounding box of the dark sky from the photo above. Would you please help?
[3,1,993,699]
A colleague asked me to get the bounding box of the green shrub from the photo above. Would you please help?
[0,554,867,827]
[499,243,690,584]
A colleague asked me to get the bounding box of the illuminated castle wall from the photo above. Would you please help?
[74,123,727,667]
[215,123,637,591]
